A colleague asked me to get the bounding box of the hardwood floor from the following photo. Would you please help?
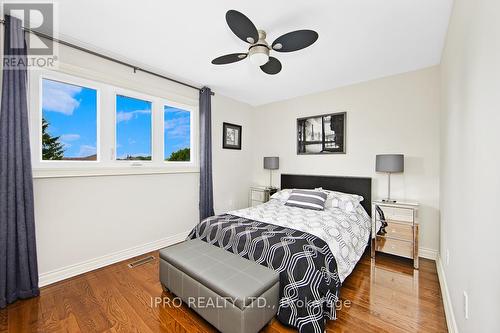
[0,250,447,332]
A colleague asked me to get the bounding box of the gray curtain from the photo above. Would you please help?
[199,87,214,220]
[0,15,39,309]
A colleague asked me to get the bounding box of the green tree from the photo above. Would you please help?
[42,117,64,160]
[166,148,190,161]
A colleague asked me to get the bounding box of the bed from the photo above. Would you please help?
[188,174,372,333]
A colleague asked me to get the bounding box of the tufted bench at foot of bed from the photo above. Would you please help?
[159,239,279,333]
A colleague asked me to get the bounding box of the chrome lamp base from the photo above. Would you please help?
[383,172,397,203]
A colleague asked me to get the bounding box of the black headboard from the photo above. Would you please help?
[280,174,372,216]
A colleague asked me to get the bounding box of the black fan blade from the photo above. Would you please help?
[272,30,319,52]
[211,53,248,65]
[225,10,259,44]
[260,57,282,75]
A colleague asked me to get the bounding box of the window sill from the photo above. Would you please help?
[32,167,200,179]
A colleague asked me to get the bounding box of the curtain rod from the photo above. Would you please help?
[0,18,214,96]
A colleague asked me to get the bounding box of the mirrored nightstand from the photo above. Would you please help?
[371,200,419,269]
[249,186,277,207]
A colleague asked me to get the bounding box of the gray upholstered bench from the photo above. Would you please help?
[159,239,279,333]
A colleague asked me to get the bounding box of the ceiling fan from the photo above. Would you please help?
[211,10,319,75]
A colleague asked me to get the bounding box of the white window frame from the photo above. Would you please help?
[31,70,102,168]
[162,100,196,166]
[29,68,199,178]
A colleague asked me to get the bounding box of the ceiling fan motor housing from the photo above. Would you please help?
[248,30,270,65]
[248,44,269,57]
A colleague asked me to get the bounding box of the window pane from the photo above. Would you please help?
[164,106,190,161]
[116,95,152,160]
[41,78,97,161]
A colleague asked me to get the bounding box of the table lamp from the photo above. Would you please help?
[376,154,404,203]
[263,157,279,189]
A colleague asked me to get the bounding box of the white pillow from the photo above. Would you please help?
[315,188,363,212]
[270,189,293,202]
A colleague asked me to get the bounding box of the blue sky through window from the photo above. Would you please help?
[42,78,97,160]
[116,95,152,160]
[164,106,190,161]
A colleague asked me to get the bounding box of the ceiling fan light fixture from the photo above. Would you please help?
[248,45,269,66]
[250,53,269,66]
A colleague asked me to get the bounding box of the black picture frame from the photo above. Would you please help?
[297,112,346,155]
[222,122,242,150]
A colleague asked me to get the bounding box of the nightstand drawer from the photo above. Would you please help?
[376,236,413,259]
[381,206,414,223]
[384,222,413,241]
[251,191,265,201]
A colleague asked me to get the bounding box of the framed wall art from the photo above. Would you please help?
[222,122,242,150]
[297,112,346,154]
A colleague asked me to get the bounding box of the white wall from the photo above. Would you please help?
[440,0,500,331]
[1,43,255,285]
[212,95,254,213]
[34,173,199,284]
[251,67,441,253]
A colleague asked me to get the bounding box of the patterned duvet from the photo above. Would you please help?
[188,198,371,333]
[230,199,372,282]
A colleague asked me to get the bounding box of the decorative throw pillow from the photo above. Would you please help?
[270,189,293,202]
[285,189,328,211]
[315,188,363,212]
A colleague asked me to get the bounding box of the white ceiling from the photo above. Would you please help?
[49,0,452,105]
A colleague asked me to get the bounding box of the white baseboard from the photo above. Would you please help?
[419,247,438,260]
[436,256,459,333]
[39,231,190,287]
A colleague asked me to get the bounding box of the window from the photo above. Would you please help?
[31,70,197,175]
[115,95,152,161]
[164,105,191,162]
[41,78,98,161]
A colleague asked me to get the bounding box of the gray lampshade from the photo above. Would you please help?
[376,154,404,173]
[263,156,279,170]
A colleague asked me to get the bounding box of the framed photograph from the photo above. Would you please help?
[297,112,346,154]
[222,122,242,150]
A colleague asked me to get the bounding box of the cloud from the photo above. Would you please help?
[60,134,80,151]
[116,110,151,123]
[42,79,82,115]
[78,145,96,157]
[60,134,80,141]
[165,116,190,139]
[165,107,187,116]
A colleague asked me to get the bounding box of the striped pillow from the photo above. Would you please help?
[285,189,327,211]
